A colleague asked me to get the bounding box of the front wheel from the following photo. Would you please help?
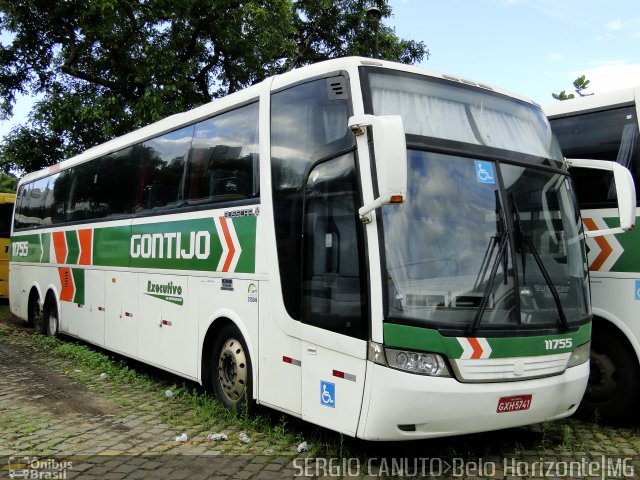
[578,327,640,424]
[211,324,253,412]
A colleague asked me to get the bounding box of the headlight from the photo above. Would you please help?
[567,341,590,368]
[385,348,451,377]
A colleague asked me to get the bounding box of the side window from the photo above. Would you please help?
[67,162,98,221]
[136,125,193,211]
[0,203,12,237]
[186,103,259,203]
[94,148,138,217]
[271,76,354,320]
[302,154,368,339]
[14,183,31,229]
[26,177,51,226]
[551,106,640,206]
[51,169,73,224]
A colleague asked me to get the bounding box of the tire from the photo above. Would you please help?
[211,323,253,413]
[44,297,60,338]
[28,293,46,335]
[578,326,640,424]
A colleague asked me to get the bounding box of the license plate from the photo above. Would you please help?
[496,394,532,413]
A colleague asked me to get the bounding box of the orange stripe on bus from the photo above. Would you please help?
[467,337,483,359]
[58,267,75,302]
[219,217,236,272]
[52,231,67,264]
[583,218,612,271]
[77,229,93,265]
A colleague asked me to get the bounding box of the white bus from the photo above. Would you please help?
[10,58,635,440]
[545,86,640,423]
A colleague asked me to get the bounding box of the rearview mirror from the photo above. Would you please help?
[566,158,636,237]
[348,114,407,222]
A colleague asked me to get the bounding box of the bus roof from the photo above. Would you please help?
[543,84,640,118]
[0,192,15,203]
[18,56,540,187]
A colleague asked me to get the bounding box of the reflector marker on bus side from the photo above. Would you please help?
[215,216,242,272]
[162,319,173,326]
[332,369,356,382]
[457,337,492,359]
[282,356,301,367]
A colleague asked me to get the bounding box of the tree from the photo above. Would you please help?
[0,172,17,192]
[552,74,593,101]
[0,0,429,174]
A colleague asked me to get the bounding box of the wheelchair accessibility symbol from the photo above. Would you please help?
[474,160,495,185]
[635,280,640,301]
[320,381,336,408]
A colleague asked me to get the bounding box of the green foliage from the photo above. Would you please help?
[552,74,593,101]
[573,74,593,97]
[551,90,575,101]
[0,171,17,192]
[0,0,429,174]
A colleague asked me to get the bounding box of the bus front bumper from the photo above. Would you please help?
[357,361,589,441]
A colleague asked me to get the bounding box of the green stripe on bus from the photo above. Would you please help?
[383,322,591,358]
[72,268,85,305]
[65,230,80,264]
[41,232,50,263]
[11,234,43,263]
[13,214,257,273]
[604,216,640,272]
[234,216,257,273]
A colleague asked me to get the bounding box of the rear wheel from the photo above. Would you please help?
[578,326,640,424]
[44,297,60,338]
[211,324,253,412]
[28,292,45,334]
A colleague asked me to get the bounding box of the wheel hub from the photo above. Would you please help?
[217,338,247,402]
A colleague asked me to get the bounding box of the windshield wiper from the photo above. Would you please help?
[511,202,569,332]
[468,194,510,334]
[521,236,569,332]
[468,230,509,334]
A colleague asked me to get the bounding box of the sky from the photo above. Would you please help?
[387,0,640,102]
[1,0,639,139]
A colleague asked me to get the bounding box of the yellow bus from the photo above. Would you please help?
[0,192,16,300]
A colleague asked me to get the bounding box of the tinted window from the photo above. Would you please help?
[271,76,354,320]
[51,169,73,224]
[302,154,368,338]
[0,203,12,237]
[91,149,139,216]
[137,126,194,211]
[14,183,30,229]
[187,103,259,203]
[550,106,640,206]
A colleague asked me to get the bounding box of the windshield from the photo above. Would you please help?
[365,70,564,166]
[383,150,590,331]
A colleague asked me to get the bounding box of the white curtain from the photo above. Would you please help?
[371,84,552,158]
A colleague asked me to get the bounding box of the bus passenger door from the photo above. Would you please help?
[299,155,369,436]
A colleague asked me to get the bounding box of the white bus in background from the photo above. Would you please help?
[10,57,635,440]
[545,85,640,424]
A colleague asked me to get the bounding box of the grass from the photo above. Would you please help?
[0,308,302,454]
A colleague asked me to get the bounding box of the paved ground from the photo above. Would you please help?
[1,307,640,479]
